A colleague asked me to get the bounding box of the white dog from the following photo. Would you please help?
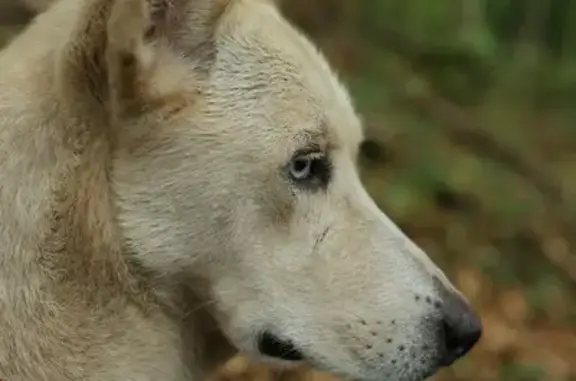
[0,0,481,380]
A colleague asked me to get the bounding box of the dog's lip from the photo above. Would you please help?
[257,331,306,362]
[352,368,438,381]
[254,333,443,381]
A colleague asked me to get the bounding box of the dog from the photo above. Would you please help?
[0,0,482,380]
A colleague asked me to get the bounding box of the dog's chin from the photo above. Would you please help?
[254,332,443,381]
[322,365,440,381]
[289,351,442,381]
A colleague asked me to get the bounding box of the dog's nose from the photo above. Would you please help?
[438,291,482,366]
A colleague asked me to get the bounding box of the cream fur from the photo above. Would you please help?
[0,1,479,380]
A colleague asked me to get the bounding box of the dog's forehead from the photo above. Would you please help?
[219,0,364,151]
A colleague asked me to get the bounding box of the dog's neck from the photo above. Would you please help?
[0,105,235,377]
[175,282,239,378]
[63,136,238,377]
[0,8,238,374]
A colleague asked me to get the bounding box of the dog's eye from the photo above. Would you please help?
[288,153,331,188]
[290,157,312,180]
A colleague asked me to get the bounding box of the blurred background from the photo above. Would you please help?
[2,0,575,380]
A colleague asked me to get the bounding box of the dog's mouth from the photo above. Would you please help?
[255,331,446,381]
[257,331,305,362]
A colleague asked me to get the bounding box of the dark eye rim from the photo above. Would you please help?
[285,150,332,189]
[290,156,312,177]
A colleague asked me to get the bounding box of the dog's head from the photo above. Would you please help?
[49,0,481,379]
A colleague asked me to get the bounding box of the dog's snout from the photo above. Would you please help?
[438,291,482,367]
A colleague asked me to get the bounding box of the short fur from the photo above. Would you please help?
[0,1,480,380]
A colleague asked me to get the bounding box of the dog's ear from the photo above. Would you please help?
[57,0,227,121]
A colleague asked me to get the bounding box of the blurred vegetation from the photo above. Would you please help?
[1,0,575,380]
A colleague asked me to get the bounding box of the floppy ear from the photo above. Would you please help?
[57,0,226,121]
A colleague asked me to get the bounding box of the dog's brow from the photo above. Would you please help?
[293,123,331,151]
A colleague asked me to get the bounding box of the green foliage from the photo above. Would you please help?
[500,363,548,381]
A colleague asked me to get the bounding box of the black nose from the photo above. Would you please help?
[438,292,482,366]
[257,331,305,362]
